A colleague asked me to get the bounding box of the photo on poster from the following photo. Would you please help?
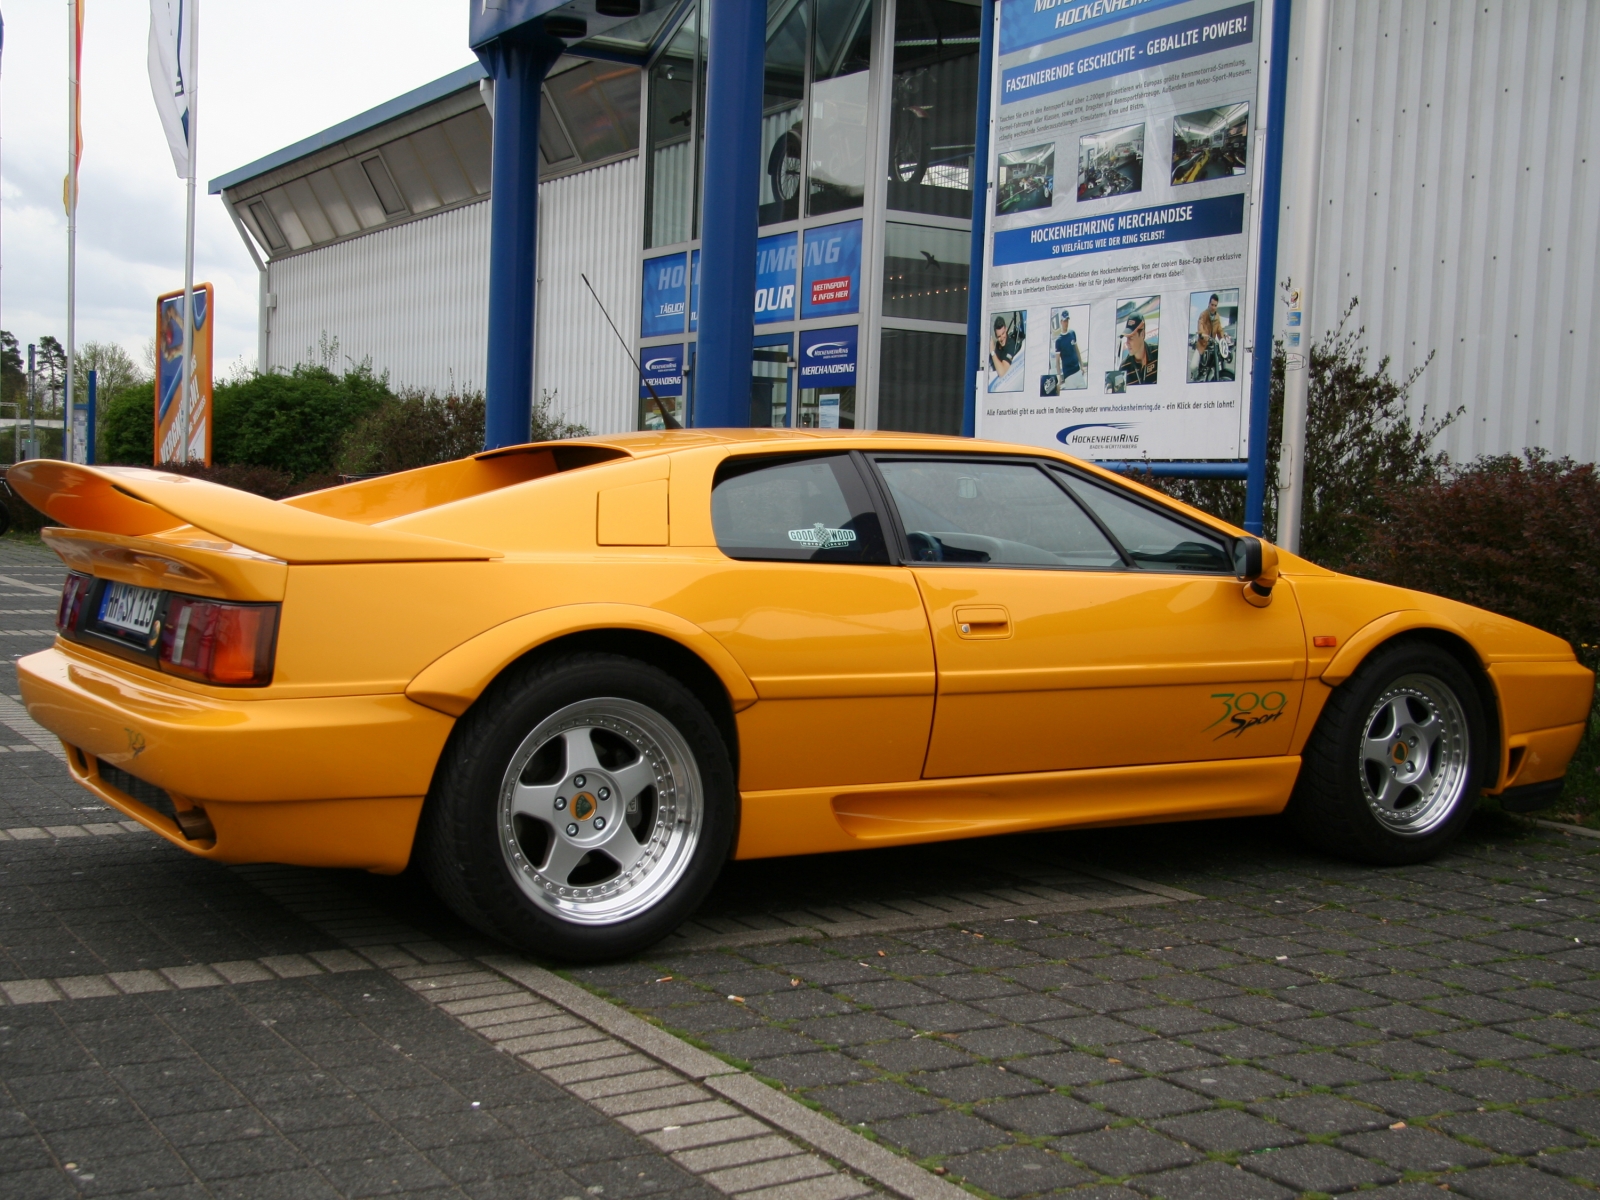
[987,310,1027,393]
[1188,289,1240,383]
[996,143,1055,215]
[1044,305,1089,393]
[1114,296,1159,386]
[1077,123,1144,202]
[1171,103,1249,185]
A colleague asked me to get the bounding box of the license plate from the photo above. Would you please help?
[98,582,162,636]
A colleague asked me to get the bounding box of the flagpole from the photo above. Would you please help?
[179,0,197,464]
[65,0,77,465]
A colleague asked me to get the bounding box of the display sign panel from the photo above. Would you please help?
[800,220,863,320]
[639,344,684,398]
[799,325,859,387]
[642,253,690,337]
[978,0,1264,462]
[755,232,799,325]
[155,283,214,465]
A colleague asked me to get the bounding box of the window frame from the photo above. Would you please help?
[863,452,1239,575]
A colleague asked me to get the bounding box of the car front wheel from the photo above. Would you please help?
[418,652,736,961]
[1286,640,1487,865]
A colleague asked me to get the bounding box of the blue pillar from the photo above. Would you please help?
[86,369,97,464]
[476,25,565,450]
[1244,0,1294,535]
[961,0,996,439]
[692,0,766,427]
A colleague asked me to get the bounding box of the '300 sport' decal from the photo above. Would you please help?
[1205,691,1288,739]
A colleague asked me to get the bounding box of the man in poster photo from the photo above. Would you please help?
[1118,311,1158,385]
[1054,308,1085,390]
[1194,293,1224,381]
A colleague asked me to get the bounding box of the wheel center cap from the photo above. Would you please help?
[572,792,597,821]
[1391,741,1409,764]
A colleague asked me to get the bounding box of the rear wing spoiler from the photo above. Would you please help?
[9,462,498,564]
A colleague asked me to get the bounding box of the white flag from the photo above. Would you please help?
[147,0,195,178]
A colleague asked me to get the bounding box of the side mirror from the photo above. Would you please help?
[1234,536,1280,607]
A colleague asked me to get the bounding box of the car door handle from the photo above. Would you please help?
[954,605,1011,639]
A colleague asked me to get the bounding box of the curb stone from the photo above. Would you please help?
[480,955,971,1200]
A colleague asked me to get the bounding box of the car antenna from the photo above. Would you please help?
[580,272,683,430]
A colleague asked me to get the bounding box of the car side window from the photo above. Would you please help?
[874,459,1122,568]
[712,454,890,564]
[1054,471,1233,573]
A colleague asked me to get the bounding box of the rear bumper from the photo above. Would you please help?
[18,647,454,871]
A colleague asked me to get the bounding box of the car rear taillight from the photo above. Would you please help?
[158,596,279,686]
[57,573,94,632]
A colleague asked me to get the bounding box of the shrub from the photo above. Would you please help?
[212,363,392,481]
[1351,451,1600,665]
[338,391,487,476]
[1149,299,1458,570]
[150,460,297,499]
[98,384,156,465]
[337,388,588,477]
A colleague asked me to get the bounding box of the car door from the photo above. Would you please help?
[867,454,1307,779]
[669,451,935,792]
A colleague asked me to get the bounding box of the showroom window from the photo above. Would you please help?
[807,0,874,217]
[882,222,968,322]
[885,0,981,218]
[712,454,889,563]
[644,8,701,248]
[761,1,809,225]
[875,459,1122,568]
[877,329,964,434]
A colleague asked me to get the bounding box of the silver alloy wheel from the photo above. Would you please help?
[1358,672,1471,836]
[497,698,703,925]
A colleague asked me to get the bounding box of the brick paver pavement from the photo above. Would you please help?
[3,536,1600,1199]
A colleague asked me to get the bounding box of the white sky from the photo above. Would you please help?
[2,0,476,378]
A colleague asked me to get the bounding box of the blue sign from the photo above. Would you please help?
[755,232,799,325]
[999,0,1192,57]
[641,253,688,337]
[1001,3,1253,105]
[639,343,683,398]
[798,325,858,387]
[992,193,1245,265]
[689,249,700,332]
[801,220,863,320]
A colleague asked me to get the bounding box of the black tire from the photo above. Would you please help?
[417,652,737,962]
[1285,639,1489,865]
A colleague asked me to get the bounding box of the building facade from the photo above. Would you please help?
[212,0,1600,462]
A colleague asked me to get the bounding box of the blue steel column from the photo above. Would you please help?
[692,0,766,427]
[477,27,564,450]
[961,0,996,439]
[1243,0,1294,535]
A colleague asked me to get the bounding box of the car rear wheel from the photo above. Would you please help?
[1286,640,1487,865]
[418,652,736,961]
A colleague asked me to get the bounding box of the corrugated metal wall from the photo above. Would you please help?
[533,156,642,436]
[267,154,641,436]
[1282,0,1600,463]
[269,200,491,393]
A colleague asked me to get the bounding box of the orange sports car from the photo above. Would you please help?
[12,431,1593,960]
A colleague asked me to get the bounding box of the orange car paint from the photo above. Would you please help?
[7,430,1592,871]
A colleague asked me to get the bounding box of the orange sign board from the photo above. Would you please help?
[155,283,214,464]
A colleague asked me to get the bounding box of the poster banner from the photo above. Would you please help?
[155,283,213,464]
[978,0,1264,461]
[642,253,689,337]
[800,220,863,320]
